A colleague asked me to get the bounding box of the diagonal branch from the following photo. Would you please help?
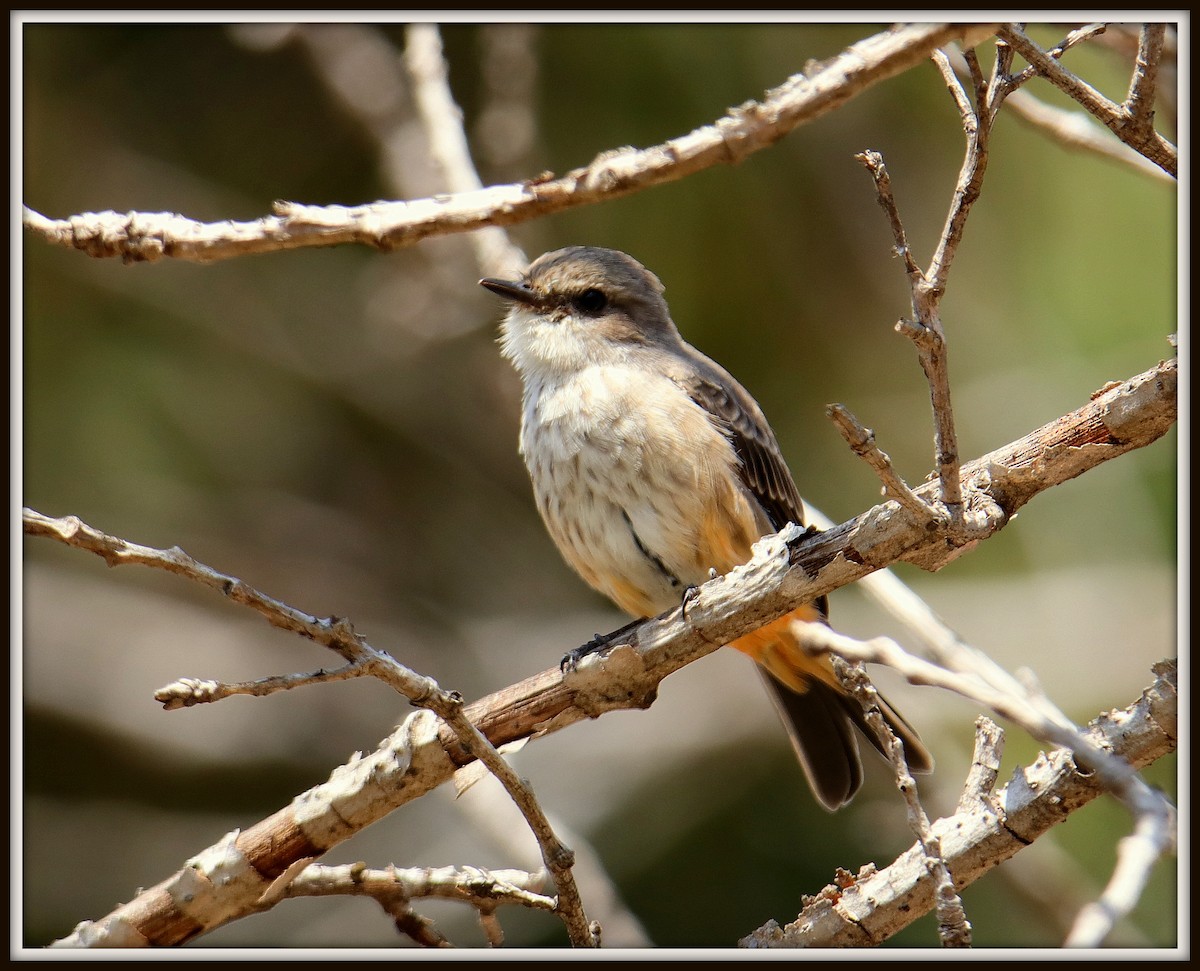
[1002,88,1175,182]
[32,353,1175,947]
[21,23,996,264]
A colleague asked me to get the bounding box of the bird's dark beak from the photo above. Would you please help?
[480,278,541,306]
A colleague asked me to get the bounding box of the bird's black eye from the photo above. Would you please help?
[573,288,608,314]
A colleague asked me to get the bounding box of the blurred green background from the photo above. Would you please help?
[20,20,1177,950]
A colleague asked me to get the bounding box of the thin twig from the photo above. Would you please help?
[277,861,554,911]
[479,908,506,947]
[987,31,1015,112]
[439,704,596,947]
[956,717,1004,815]
[856,149,964,511]
[154,666,371,709]
[453,774,653,946]
[1004,88,1174,182]
[1007,22,1110,90]
[264,860,554,946]
[926,52,990,297]
[821,640,972,948]
[389,906,452,947]
[824,403,938,522]
[1065,808,1175,947]
[960,45,988,117]
[19,508,446,697]
[933,47,977,132]
[853,149,923,282]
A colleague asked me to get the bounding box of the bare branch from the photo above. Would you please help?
[795,625,1166,811]
[154,666,370,709]
[932,47,976,129]
[989,21,1172,184]
[856,149,965,513]
[1006,22,1110,90]
[925,63,990,297]
[1065,807,1176,947]
[803,516,1176,946]
[453,776,654,947]
[21,23,996,264]
[740,660,1176,947]
[956,717,1005,815]
[260,861,553,947]
[1095,23,1177,127]
[793,626,1177,947]
[31,353,1175,947]
[403,23,526,278]
[437,703,596,947]
[278,862,554,911]
[852,149,923,283]
[389,906,452,948]
[19,507,448,697]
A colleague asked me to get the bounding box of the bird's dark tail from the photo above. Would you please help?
[760,669,934,812]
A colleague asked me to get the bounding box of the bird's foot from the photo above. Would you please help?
[561,617,645,673]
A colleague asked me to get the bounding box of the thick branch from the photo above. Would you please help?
[22,23,995,264]
[34,354,1174,947]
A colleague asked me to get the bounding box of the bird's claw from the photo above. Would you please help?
[680,584,700,618]
[561,632,611,673]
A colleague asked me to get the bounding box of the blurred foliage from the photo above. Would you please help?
[20,20,1177,950]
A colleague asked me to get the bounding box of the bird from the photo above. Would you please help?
[481,245,932,810]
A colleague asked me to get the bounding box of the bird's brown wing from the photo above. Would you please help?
[683,359,805,533]
[680,350,827,621]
